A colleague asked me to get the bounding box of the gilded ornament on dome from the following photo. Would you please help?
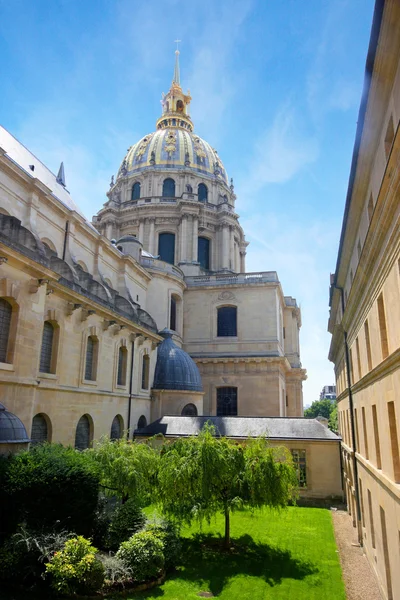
[136,136,151,161]
[193,137,206,162]
[164,130,177,157]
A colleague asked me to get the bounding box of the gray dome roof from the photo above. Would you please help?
[116,235,142,245]
[0,403,30,443]
[153,329,202,392]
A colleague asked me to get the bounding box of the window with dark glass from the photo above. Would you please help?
[291,450,307,488]
[198,237,210,270]
[39,321,54,373]
[170,296,177,331]
[117,346,127,386]
[142,354,150,389]
[162,178,175,197]
[31,414,49,446]
[181,403,198,416]
[198,183,208,202]
[138,415,147,429]
[131,182,141,200]
[0,298,12,363]
[217,306,237,337]
[75,415,91,450]
[158,232,175,264]
[85,336,98,381]
[217,387,238,416]
[110,415,122,440]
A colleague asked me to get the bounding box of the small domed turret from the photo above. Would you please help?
[153,329,202,392]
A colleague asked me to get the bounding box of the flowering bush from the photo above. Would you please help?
[45,536,104,595]
[116,530,164,582]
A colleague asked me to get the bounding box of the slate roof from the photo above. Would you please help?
[134,415,340,441]
[0,403,31,444]
[153,329,203,392]
[0,126,95,229]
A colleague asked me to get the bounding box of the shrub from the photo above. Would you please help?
[0,526,73,583]
[99,554,132,585]
[116,530,164,582]
[45,536,105,596]
[106,499,146,550]
[3,444,100,535]
[144,518,181,570]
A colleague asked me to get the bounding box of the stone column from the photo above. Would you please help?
[229,226,235,271]
[106,221,113,240]
[179,215,188,262]
[148,218,155,255]
[192,216,198,262]
[222,224,230,270]
[240,250,246,273]
[138,220,144,244]
[235,243,240,273]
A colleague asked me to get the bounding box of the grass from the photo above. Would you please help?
[107,506,346,600]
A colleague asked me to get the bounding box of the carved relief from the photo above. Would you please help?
[164,130,177,157]
[218,290,236,301]
[193,137,206,162]
[136,135,152,161]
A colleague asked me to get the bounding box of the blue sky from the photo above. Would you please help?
[0,0,375,405]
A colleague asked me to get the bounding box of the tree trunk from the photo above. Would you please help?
[224,505,230,548]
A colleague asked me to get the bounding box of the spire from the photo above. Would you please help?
[56,162,66,187]
[173,39,181,85]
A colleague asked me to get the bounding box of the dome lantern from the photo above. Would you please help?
[156,46,193,132]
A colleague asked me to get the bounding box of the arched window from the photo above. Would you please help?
[217,306,237,337]
[198,183,208,202]
[158,233,175,264]
[181,403,198,416]
[110,415,123,440]
[131,182,141,200]
[198,237,210,270]
[0,298,12,363]
[117,346,128,386]
[85,336,98,381]
[217,387,238,416]
[75,414,92,450]
[170,296,177,331]
[137,415,147,429]
[176,99,184,112]
[162,178,175,198]
[39,321,55,373]
[141,354,150,389]
[31,413,50,446]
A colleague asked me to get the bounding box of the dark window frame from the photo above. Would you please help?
[162,178,176,198]
[198,236,210,270]
[217,306,237,337]
[198,183,208,202]
[85,336,98,381]
[141,354,150,390]
[291,449,307,488]
[216,387,238,416]
[131,182,141,200]
[158,232,176,265]
[39,321,55,374]
[0,298,13,363]
[117,346,128,386]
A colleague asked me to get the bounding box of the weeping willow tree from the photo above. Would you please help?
[90,437,159,504]
[157,424,298,547]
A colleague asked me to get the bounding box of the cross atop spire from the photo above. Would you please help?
[173,39,181,85]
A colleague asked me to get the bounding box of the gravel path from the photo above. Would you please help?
[331,510,382,600]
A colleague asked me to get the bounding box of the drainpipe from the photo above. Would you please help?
[62,220,69,261]
[335,284,363,546]
[127,339,135,439]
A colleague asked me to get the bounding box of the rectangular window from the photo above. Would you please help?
[367,489,375,549]
[85,336,97,381]
[170,296,177,331]
[356,336,362,380]
[349,348,354,386]
[141,354,150,390]
[372,405,381,469]
[364,320,372,372]
[354,408,360,450]
[216,387,237,416]
[217,306,237,337]
[359,478,365,527]
[388,401,400,482]
[361,406,369,460]
[377,293,389,359]
[380,506,393,600]
[362,406,369,460]
[347,409,351,447]
[291,450,307,488]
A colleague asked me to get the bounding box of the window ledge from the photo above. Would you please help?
[82,379,98,386]
[215,336,238,341]
[38,372,58,380]
[116,384,127,390]
[0,362,14,371]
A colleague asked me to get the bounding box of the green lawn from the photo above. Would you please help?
[108,506,345,600]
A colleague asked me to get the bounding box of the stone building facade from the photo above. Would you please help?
[0,50,306,452]
[328,1,400,598]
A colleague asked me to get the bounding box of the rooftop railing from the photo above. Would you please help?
[140,256,184,279]
[185,271,279,287]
